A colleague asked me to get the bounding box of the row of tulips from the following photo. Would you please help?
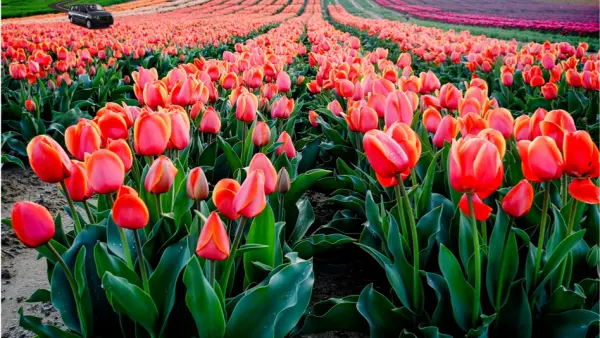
[4,0,600,337]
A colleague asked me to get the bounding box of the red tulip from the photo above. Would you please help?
[134,108,172,156]
[485,108,513,139]
[530,108,547,138]
[275,131,296,159]
[541,83,558,100]
[276,71,291,93]
[544,109,576,133]
[27,135,72,183]
[213,179,241,221]
[450,137,503,198]
[86,149,125,194]
[271,97,295,119]
[363,130,409,179]
[65,119,102,161]
[343,106,378,133]
[199,106,221,134]
[514,115,531,141]
[502,179,534,217]
[568,178,600,204]
[234,170,267,218]
[423,107,442,133]
[335,79,355,98]
[385,90,414,129]
[187,167,209,201]
[196,212,230,260]
[309,110,319,127]
[386,122,421,169]
[220,72,238,90]
[25,99,36,112]
[433,115,459,148]
[96,111,129,141]
[566,69,582,87]
[563,131,599,179]
[367,93,386,118]
[249,153,277,195]
[168,77,196,106]
[477,128,506,159]
[11,202,55,247]
[112,187,149,229]
[458,193,492,221]
[517,137,563,182]
[106,139,133,172]
[9,62,27,80]
[144,156,178,194]
[236,92,258,122]
[164,105,190,150]
[64,160,93,202]
[458,113,488,136]
[253,121,271,147]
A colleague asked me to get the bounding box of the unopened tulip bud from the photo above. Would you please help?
[276,168,291,193]
[187,167,209,201]
[11,202,55,248]
[196,212,230,260]
[25,99,36,112]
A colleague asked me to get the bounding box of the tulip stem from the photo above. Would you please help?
[278,193,286,222]
[220,217,246,294]
[209,260,216,288]
[133,229,150,294]
[532,184,551,289]
[495,216,513,312]
[60,181,83,235]
[118,227,134,269]
[155,194,163,219]
[467,192,481,327]
[46,242,85,335]
[394,180,409,243]
[398,177,420,312]
[556,200,578,287]
[83,200,95,224]
[480,220,488,248]
[560,174,568,206]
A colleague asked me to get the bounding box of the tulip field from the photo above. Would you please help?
[1,0,600,337]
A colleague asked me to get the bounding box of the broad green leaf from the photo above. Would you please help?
[539,309,599,338]
[18,308,79,338]
[438,244,475,332]
[74,247,93,337]
[288,197,316,245]
[491,281,531,338]
[416,205,442,266]
[292,234,355,258]
[357,284,411,338]
[26,289,51,303]
[183,257,226,338]
[94,243,141,287]
[417,150,441,218]
[291,296,367,336]
[217,136,242,175]
[243,204,277,284]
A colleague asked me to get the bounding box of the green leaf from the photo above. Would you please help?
[149,237,191,336]
[106,212,137,266]
[424,273,457,332]
[417,150,441,218]
[357,284,411,338]
[285,169,331,205]
[94,243,141,287]
[365,191,385,241]
[298,136,321,174]
[492,281,531,338]
[217,136,242,175]
[292,234,355,258]
[225,258,314,338]
[291,296,367,336]
[244,204,277,284]
[183,257,226,338]
[438,244,475,332]
[102,272,158,337]
[1,154,25,169]
[545,286,586,313]
[288,197,316,245]
[416,205,442,266]
[74,247,93,337]
[18,308,79,338]
[26,289,51,303]
[539,309,599,338]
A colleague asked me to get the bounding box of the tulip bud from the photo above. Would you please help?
[275,131,296,159]
[145,155,178,194]
[501,179,534,217]
[276,168,291,193]
[234,170,267,218]
[112,188,150,229]
[134,108,172,156]
[48,80,57,91]
[199,106,221,134]
[541,83,558,100]
[249,153,277,195]
[187,167,209,201]
[64,160,93,202]
[253,121,271,147]
[309,110,319,127]
[196,212,230,261]
[12,202,55,247]
[25,99,36,112]
[328,100,343,116]
[123,75,131,84]
[276,71,291,92]
[65,119,102,161]
[86,149,125,194]
[236,92,258,122]
[213,179,240,220]
[27,135,72,183]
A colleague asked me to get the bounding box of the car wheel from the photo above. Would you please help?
[86,20,92,29]
[69,16,73,23]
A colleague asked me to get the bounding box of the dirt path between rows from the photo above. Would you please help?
[347,0,383,19]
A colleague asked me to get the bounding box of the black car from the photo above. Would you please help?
[68,4,113,29]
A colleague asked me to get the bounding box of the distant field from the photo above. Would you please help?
[1,0,133,19]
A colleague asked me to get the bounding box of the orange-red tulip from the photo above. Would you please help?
[309,110,319,127]
[144,155,178,194]
[25,99,36,113]
[459,112,488,136]
[196,212,230,260]
[199,106,221,134]
[423,107,442,133]
[397,53,411,68]
[220,72,238,90]
[253,121,271,147]
[249,153,277,195]
[386,122,421,169]
[27,135,72,183]
[187,167,209,201]
[335,79,355,98]
[439,83,461,111]
[541,83,558,100]
[385,90,414,129]
[106,139,133,172]
[86,149,124,194]
[367,93,386,118]
[65,119,102,161]
[163,105,190,150]
[514,115,531,141]
[236,92,258,122]
[96,111,129,141]
[563,131,599,179]
[478,128,506,159]
[133,67,158,105]
[233,169,267,218]
[485,108,514,139]
[419,70,440,94]
[458,193,492,221]
[143,80,169,109]
[134,108,171,156]
[450,137,503,198]
[433,115,459,148]
[566,69,582,87]
[112,188,149,229]
[517,137,563,182]
[328,100,343,116]
[213,179,241,221]
[64,160,93,202]
[9,62,27,80]
[363,130,409,179]
[343,106,378,133]
[502,179,534,217]
[11,202,55,247]
[271,97,295,119]
[529,108,547,139]
[544,109,576,133]
[568,178,600,204]
[275,131,296,159]
[276,71,291,93]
